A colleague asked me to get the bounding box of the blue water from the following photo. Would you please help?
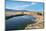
[6,15,36,30]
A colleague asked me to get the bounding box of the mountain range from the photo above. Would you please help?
[5,9,31,12]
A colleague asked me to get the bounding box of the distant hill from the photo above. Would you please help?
[5,9,30,12]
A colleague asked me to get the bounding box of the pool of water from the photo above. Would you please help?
[6,15,37,30]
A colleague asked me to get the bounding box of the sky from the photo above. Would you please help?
[6,0,44,12]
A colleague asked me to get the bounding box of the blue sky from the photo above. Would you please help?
[6,0,44,12]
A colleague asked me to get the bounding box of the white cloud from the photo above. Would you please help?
[15,8,22,10]
[21,5,30,7]
[31,2,36,5]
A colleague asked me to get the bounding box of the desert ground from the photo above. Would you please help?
[24,12,44,29]
[5,11,44,29]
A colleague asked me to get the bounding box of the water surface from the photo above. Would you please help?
[6,15,36,30]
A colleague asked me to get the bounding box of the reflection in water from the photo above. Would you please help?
[6,15,37,31]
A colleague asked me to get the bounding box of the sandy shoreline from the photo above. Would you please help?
[25,13,44,29]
